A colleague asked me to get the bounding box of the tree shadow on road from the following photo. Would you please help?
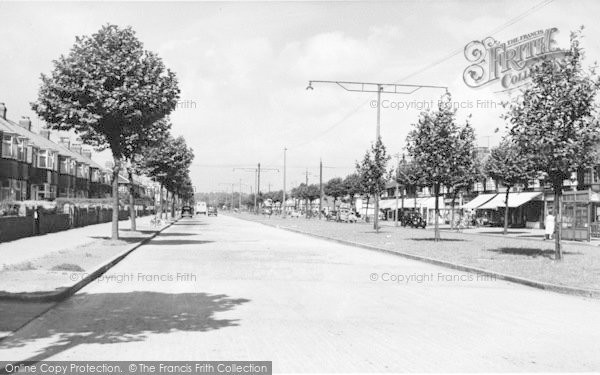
[0,291,249,362]
[488,247,583,259]
[91,236,150,244]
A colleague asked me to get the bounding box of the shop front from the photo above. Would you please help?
[561,189,600,241]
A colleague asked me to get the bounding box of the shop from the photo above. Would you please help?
[560,189,600,241]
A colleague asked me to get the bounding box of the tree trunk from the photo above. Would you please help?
[159,184,164,220]
[434,183,440,241]
[128,169,136,232]
[365,196,370,223]
[111,157,120,240]
[450,191,457,230]
[171,192,176,219]
[374,189,380,232]
[503,188,511,235]
[554,186,562,260]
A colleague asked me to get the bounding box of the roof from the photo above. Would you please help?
[0,117,63,154]
[53,141,105,170]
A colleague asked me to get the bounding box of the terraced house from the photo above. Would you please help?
[0,102,114,201]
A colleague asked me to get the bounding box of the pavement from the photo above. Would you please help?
[1,214,600,372]
[1,215,156,269]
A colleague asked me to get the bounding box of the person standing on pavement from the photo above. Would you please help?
[33,206,40,235]
[545,211,555,240]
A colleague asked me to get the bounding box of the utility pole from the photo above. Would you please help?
[234,164,278,214]
[257,163,261,214]
[239,179,242,209]
[319,159,324,220]
[306,80,447,231]
[283,147,287,218]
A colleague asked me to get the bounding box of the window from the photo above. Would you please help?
[2,134,17,158]
[0,179,27,201]
[0,179,10,201]
[48,151,56,170]
[38,150,48,168]
[16,138,27,161]
[31,147,38,167]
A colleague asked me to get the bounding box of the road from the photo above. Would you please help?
[1,215,600,372]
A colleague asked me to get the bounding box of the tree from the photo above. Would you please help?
[356,138,390,231]
[32,25,180,240]
[291,183,320,216]
[342,173,362,208]
[506,29,600,260]
[141,135,194,219]
[406,93,474,241]
[484,138,534,234]
[324,177,345,209]
[395,155,424,210]
[444,120,480,230]
[127,118,171,230]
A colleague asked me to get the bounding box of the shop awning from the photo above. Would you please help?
[477,191,542,209]
[415,196,445,209]
[461,194,497,210]
[505,192,542,207]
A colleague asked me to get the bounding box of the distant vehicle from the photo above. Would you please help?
[208,206,218,216]
[195,201,208,215]
[290,210,300,219]
[262,207,272,216]
[181,206,193,217]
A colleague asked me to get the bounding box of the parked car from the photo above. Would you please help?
[290,210,300,219]
[401,211,426,228]
[208,206,218,216]
[181,206,193,218]
[262,207,272,216]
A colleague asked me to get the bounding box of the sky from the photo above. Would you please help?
[1,0,600,193]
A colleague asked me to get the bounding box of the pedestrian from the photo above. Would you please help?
[33,206,40,235]
[545,211,555,240]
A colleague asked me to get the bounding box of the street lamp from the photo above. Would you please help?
[307,79,447,231]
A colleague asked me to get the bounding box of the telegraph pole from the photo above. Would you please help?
[257,163,261,214]
[234,164,278,214]
[306,80,447,231]
[319,159,324,219]
[283,147,287,218]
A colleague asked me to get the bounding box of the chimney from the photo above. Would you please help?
[70,143,83,154]
[39,129,51,139]
[0,103,6,120]
[82,149,93,159]
[18,116,32,131]
[59,137,70,149]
